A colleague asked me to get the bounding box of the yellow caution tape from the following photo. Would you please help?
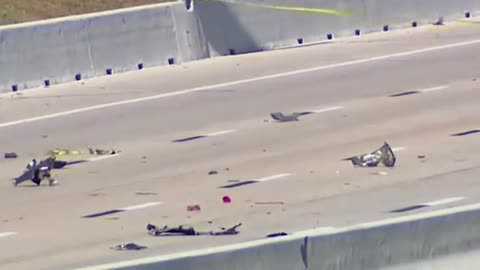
[203,0,354,16]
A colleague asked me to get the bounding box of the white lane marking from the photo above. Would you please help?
[0,232,17,238]
[3,39,480,129]
[87,154,120,162]
[72,202,480,270]
[254,173,292,182]
[206,129,237,137]
[392,146,407,152]
[420,85,449,93]
[121,202,163,211]
[312,106,344,113]
[424,197,464,207]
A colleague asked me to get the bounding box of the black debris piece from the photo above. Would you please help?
[389,91,420,97]
[147,223,242,236]
[208,170,218,175]
[270,112,313,122]
[111,243,147,251]
[4,152,18,159]
[267,232,288,238]
[344,142,396,167]
[417,155,426,159]
[433,16,445,26]
[255,201,285,205]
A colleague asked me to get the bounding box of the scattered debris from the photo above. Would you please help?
[267,232,288,238]
[433,16,445,26]
[89,148,118,155]
[222,196,232,204]
[12,157,58,187]
[417,155,426,159]
[344,142,396,167]
[111,243,147,251]
[136,192,158,196]
[208,170,218,175]
[270,112,313,122]
[187,204,201,212]
[47,148,82,156]
[255,201,284,205]
[147,223,242,236]
[4,152,18,159]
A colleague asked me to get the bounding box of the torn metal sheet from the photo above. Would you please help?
[344,142,396,167]
[88,148,119,155]
[270,112,313,122]
[111,243,147,251]
[12,157,58,187]
[147,223,242,236]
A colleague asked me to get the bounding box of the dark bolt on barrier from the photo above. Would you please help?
[229,49,236,55]
[383,25,389,31]
[75,74,82,81]
[412,21,418,27]
[327,33,333,40]
[355,29,361,36]
[466,12,471,18]
[44,80,50,87]
[168,58,175,65]
[12,85,18,92]
[297,38,303,45]
[138,63,144,70]
[106,68,113,75]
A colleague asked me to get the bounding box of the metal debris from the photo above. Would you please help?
[270,112,313,122]
[187,204,201,212]
[111,243,147,251]
[267,232,288,238]
[12,157,58,187]
[344,142,396,167]
[88,148,118,155]
[4,152,18,159]
[147,223,242,236]
[433,16,445,26]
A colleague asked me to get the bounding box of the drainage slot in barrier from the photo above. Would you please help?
[138,63,144,70]
[168,58,175,65]
[75,74,82,81]
[297,38,303,45]
[44,80,50,87]
[12,85,18,92]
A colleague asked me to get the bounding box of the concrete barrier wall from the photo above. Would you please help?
[1,0,479,93]
[0,2,206,92]
[73,203,480,270]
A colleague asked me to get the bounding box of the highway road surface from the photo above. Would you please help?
[1,18,480,270]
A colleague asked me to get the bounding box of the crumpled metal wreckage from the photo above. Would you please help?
[11,147,119,187]
[344,142,397,167]
[146,223,242,236]
[12,156,58,187]
[270,112,313,122]
[111,243,147,251]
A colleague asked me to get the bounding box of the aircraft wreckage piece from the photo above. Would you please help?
[146,223,242,236]
[12,156,58,187]
[88,148,119,155]
[270,112,313,122]
[344,142,397,167]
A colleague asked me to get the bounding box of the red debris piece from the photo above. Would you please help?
[187,205,201,212]
[222,196,232,204]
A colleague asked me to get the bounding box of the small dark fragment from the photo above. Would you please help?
[111,243,147,251]
[433,16,445,26]
[267,232,288,238]
[417,155,426,159]
[270,112,311,122]
[208,170,218,175]
[4,152,18,159]
[187,204,201,212]
[136,192,158,196]
[147,223,242,236]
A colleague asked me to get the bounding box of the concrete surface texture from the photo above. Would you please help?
[1,0,480,93]
[0,18,480,269]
